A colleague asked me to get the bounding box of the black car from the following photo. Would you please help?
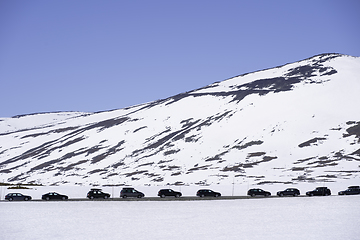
[277,188,300,197]
[196,189,221,197]
[5,193,32,201]
[306,187,331,196]
[120,188,145,198]
[338,186,360,195]
[42,192,68,201]
[87,188,110,199]
[158,189,182,198]
[247,188,271,197]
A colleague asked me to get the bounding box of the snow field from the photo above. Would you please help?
[1,195,359,240]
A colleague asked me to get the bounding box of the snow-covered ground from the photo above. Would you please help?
[1,195,359,240]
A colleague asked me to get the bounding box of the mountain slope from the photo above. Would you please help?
[1,53,360,186]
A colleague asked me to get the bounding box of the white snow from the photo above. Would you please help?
[1,195,359,240]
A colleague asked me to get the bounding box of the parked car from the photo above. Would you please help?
[277,188,300,197]
[338,186,360,195]
[158,189,182,198]
[120,188,145,198]
[306,187,331,196]
[87,188,110,199]
[42,192,68,201]
[247,188,271,197]
[5,193,32,201]
[196,189,221,197]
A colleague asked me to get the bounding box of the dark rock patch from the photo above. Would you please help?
[133,126,147,133]
[343,121,360,140]
[298,137,327,148]
[124,170,148,177]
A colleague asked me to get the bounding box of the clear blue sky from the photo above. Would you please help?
[1,0,359,117]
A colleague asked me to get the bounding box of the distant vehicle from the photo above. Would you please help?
[277,188,300,197]
[87,188,110,199]
[158,189,182,198]
[306,187,331,196]
[196,189,221,197]
[5,193,32,201]
[42,192,68,201]
[338,186,360,195]
[120,188,145,198]
[247,188,271,197]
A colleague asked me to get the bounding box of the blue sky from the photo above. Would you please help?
[1,0,359,118]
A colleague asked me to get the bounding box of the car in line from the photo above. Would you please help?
[196,189,221,197]
[306,187,331,196]
[158,189,182,198]
[120,188,145,198]
[277,188,300,197]
[5,193,32,201]
[338,186,360,195]
[42,192,68,201]
[87,188,110,199]
[247,188,271,197]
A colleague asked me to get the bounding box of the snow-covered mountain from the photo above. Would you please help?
[1,53,360,186]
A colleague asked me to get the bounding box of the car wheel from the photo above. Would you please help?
[62,196,67,200]
[160,194,166,198]
[280,193,284,197]
[265,194,270,197]
[45,197,50,201]
[251,194,255,197]
[104,195,109,199]
[200,194,205,198]
[122,195,127,198]
[310,193,314,197]
[90,196,94,199]
[24,197,29,201]
[215,194,220,197]
[137,195,143,198]
[175,194,180,198]
[8,197,13,201]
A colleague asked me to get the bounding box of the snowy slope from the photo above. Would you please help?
[0,53,360,186]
